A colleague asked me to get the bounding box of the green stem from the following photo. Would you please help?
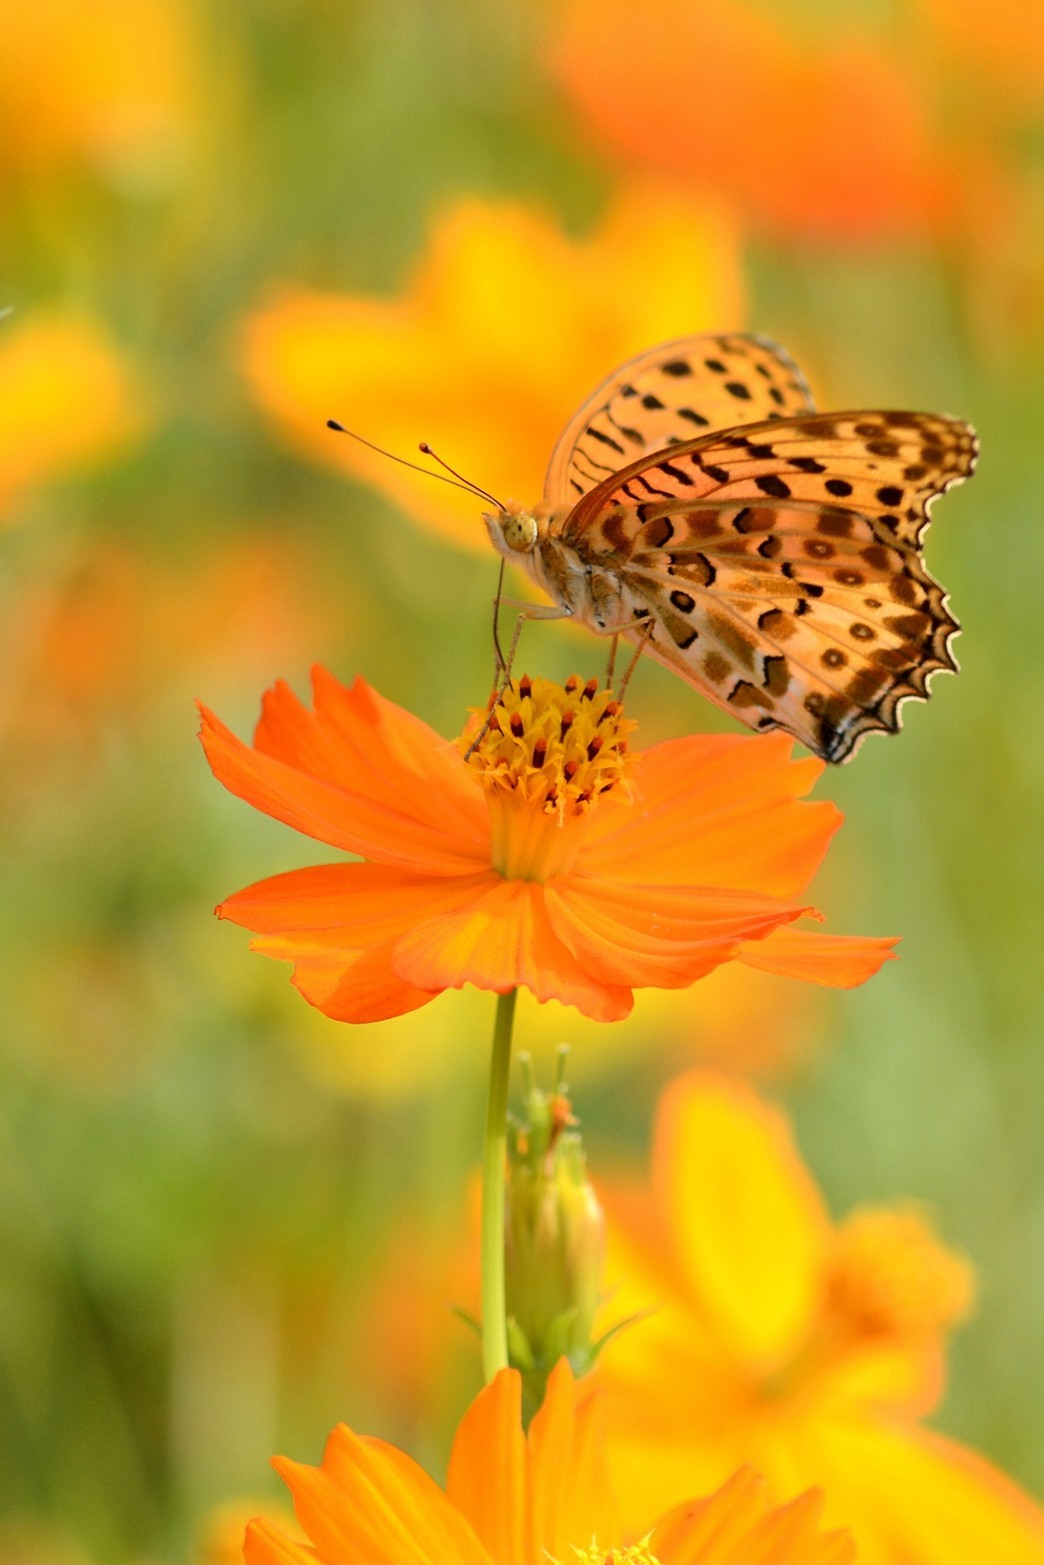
[481,987,517,1381]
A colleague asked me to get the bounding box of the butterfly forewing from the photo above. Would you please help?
[553,408,977,761]
[543,333,814,507]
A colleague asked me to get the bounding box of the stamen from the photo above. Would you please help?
[825,1206,975,1342]
[460,674,637,879]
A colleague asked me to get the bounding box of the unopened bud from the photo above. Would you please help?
[505,1049,606,1411]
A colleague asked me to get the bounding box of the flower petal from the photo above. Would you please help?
[529,1359,621,1558]
[258,669,486,845]
[446,1369,531,1565]
[272,1423,491,1565]
[218,862,495,941]
[219,864,501,1021]
[652,1468,771,1565]
[244,1517,315,1565]
[392,878,634,1022]
[736,927,900,987]
[544,877,805,989]
[198,674,488,876]
[803,1419,1044,1565]
[651,1468,853,1565]
[654,1074,830,1370]
[251,934,438,1023]
[581,734,839,899]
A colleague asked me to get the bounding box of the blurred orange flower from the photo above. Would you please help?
[0,0,199,187]
[239,183,743,550]
[245,1360,855,1565]
[548,0,952,245]
[0,533,342,762]
[595,1073,1044,1565]
[0,312,142,519]
[200,670,896,1025]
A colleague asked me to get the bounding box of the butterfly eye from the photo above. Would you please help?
[497,510,539,554]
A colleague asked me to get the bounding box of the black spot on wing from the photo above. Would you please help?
[755,474,792,499]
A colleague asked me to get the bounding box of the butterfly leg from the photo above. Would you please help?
[618,619,655,700]
[604,635,620,690]
[468,601,572,760]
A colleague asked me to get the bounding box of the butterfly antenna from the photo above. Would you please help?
[326,420,495,502]
[419,442,504,510]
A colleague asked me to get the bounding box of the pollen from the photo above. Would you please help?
[462,675,637,881]
[824,1206,975,1343]
[463,674,636,817]
[568,1541,660,1565]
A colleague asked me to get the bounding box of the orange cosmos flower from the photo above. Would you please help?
[0,312,142,519]
[239,182,743,551]
[199,670,897,1025]
[548,0,952,245]
[595,1073,1044,1565]
[244,1360,855,1565]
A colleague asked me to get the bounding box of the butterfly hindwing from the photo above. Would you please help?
[553,409,976,761]
[543,333,814,507]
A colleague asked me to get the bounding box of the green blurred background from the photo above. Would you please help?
[1,1,1042,1560]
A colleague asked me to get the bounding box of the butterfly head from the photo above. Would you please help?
[484,499,541,558]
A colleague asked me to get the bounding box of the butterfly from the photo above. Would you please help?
[483,333,977,763]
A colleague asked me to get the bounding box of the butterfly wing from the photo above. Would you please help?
[543,333,814,508]
[555,409,978,762]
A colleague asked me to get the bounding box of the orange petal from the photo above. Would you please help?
[257,670,487,848]
[446,1369,531,1565]
[736,927,900,987]
[218,862,496,940]
[219,864,501,1021]
[581,735,839,899]
[653,1472,856,1565]
[244,1516,315,1565]
[654,1074,830,1369]
[273,1423,491,1565]
[529,1360,621,1558]
[198,680,488,876]
[806,1418,1044,1565]
[545,877,805,989]
[251,933,439,1023]
[391,878,634,1021]
[652,1469,768,1564]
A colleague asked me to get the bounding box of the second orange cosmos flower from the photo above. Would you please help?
[199,669,897,1024]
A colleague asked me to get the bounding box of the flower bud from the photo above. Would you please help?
[504,1049,607,1411]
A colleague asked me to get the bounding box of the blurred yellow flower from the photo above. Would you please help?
[0,0,199,188]
[0,312,142,519]
[595,1072,1044,1565]
[240,183,744,551]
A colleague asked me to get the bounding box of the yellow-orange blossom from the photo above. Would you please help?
[594,1073,1044,1565]
[200,670,897,1024]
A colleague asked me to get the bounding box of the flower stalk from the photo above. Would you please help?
[481,987,517,1380]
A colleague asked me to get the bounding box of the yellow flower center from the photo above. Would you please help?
[569,1543,660,1565]
[824,1206,975,1343]
[462,674,636,881]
